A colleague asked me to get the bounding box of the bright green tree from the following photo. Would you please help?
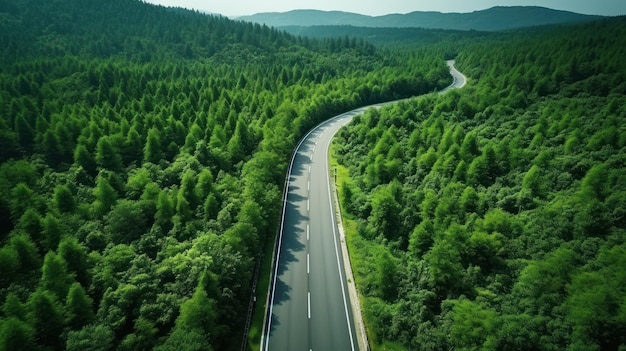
[40,252,74,300]
[93,174,117,218]
[144,127,162,164]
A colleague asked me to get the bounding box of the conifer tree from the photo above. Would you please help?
[40,252,74,300]
[53,184,76,213]
[65,283,95,330]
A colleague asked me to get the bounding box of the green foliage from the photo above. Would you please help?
[96,136,123,172]
[566,244,626,349]
[4,0,621,350]
[93,174,117,219]
[27,289,65,350]
[333,16,626,351]
[65,282,95,330]
[53,184,76,213]
[450,299,498,350]
[0,317,35,351]
[65,325,114,351]
[40,251,74,300]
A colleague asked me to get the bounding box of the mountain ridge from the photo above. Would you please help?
[237,6,603,31]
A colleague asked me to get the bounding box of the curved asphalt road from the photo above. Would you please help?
[262,60,466,351]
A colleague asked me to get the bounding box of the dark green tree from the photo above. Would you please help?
[27,289,65,350]
[42,214,62,252]
[0,317,35,351]
[58,237,90,288]
[53,184,76,213]
[95,136,123,171]
[65,282,95,330]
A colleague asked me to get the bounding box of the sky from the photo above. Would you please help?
[143,0,626,17]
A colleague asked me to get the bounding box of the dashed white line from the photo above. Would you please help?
[308,180,310,191]
[307,199,309,211]
[307,224,310,241]
[308,292,311,319]
[307,253,310,274]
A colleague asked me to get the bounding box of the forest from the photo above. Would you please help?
[333,17,626,351]
[0,0,452,350]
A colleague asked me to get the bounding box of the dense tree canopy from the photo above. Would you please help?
[334,16,626,351]
[0,0,451,350]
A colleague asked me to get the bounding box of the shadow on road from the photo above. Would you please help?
[268,278,289,333]
[273,187,308,302]
[290,150,312,178]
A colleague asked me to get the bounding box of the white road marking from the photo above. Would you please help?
[307,224,310,241]
[325,138,357,351]
[308,180,310,191]
[308,292,311,319]
[307,253,310,274]
[307,199,309,211]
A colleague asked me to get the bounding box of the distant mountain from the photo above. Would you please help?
[237,6,602,32]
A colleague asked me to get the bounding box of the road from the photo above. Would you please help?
[442,59,467,92]
[261,61,466,351]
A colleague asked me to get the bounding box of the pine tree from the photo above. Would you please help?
[0,317,35,351]
[93,174,117,218]
[53,184,76,213]
[144,127,162,164]
[65,283,95,330]
[40,252,74,300]
[95,136,123,171]
[27,289,65,350]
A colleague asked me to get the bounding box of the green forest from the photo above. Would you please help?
[0,0,451,350]
[1,0,625,350]
[333,17,626,351]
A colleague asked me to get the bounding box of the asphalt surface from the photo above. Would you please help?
[442,59,467,92]
[263,112,361,351]
[262,61,466,351]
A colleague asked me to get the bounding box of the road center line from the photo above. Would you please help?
[308,292,311,319]
[307,224,309,241]
[307,253,310,274]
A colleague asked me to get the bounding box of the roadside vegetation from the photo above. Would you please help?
[333,17,626,351]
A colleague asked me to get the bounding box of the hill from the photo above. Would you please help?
[238,6,602,31]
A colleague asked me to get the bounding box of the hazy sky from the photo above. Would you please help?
[144,0,626,17]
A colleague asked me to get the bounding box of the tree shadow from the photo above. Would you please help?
[290,147,313,178]
[276,190,308,279]
[268,277,289,333]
